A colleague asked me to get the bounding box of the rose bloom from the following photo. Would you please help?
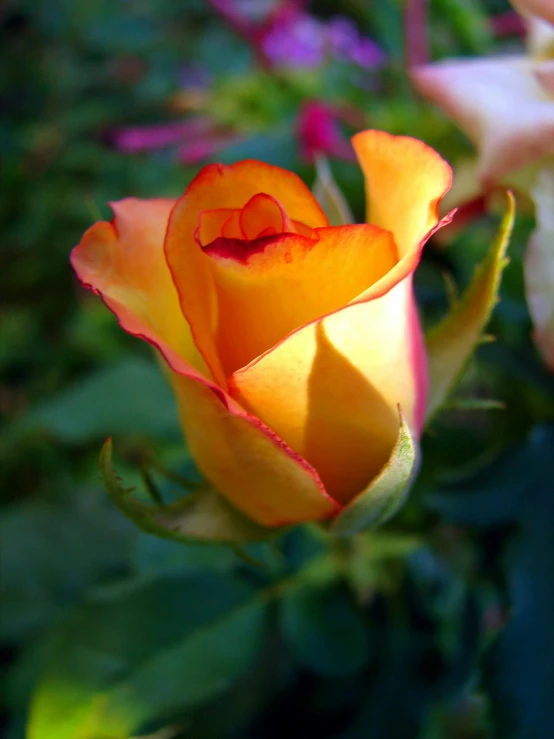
[71,130,451,527]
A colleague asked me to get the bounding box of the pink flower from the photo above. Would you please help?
[296,101,356,162]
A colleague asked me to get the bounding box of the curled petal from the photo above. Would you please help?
[71,198,207,376]
[352,129,452,258]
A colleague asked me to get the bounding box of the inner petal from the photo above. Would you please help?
[197,208,243,246]
[240,193,295,240]
[204,224,398,376]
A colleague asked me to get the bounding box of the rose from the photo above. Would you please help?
[71,130,451,528]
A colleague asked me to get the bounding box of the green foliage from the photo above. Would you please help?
[27,573,269,738]
[100,439,273,543]
[21,357,181,443]
[432,425,554,739]
[425,193,514,423]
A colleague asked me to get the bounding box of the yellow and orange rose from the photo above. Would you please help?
[71,130,452,528]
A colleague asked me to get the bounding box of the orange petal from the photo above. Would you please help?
[352,129,452,257]
[239,193,295,239]
[229,278,426,506]
[197,208,240,246]
[165,160,329,384]
[205,225,397,375]
[168,367,339,526]
[71,198,208,376]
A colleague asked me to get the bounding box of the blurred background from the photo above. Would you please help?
[2,1,554,737]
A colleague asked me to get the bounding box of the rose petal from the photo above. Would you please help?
[206,225,397,375]
[165,160,329,384]
[352,129,453,257]
[71,198,208,376]
[229,279,425,505]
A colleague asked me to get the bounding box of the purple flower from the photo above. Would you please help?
[327,16,385,68]
[262,14,327,68]
[260,10,384,70]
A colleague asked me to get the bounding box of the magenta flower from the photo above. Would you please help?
[297,101,357,162]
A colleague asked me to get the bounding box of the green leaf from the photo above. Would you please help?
[280,582,372,678]
[312,156,354,226]
[22,358,181,443]
[331,408,418,536]
[425,192,515,423]
[100,439,272,543]
[27,573,269,739]
[0,494,134,644]
[481,425,554,738]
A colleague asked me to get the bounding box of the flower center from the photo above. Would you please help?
[195,192,315,259]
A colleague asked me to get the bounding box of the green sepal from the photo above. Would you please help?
[99,439,272,544]
[330,408,418,536]
[312,156,354,226]
[425,191,515,423]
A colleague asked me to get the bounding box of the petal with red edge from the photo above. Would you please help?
[229,276,427,506]
[352,129,452,256]
[205,225,397,375]
[168,369,339,527]
[71,198,208,376]
[165,160,329,384]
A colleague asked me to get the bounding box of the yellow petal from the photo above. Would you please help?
[71,198,208,376]
[229,278,427,506]
[206,225,397,375]
[168,368,339,526]
[352,129,452,257]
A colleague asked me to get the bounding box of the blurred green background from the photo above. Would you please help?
[2,1,554,737]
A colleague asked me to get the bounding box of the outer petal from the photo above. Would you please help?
[71,198,207,376]
[352,130,453,257]
[525,168,554,370]
[229,278,426,505]
[169,368,339,526]
[412,57,554,185]
[165,161,329,384]
[206,225,397,375]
